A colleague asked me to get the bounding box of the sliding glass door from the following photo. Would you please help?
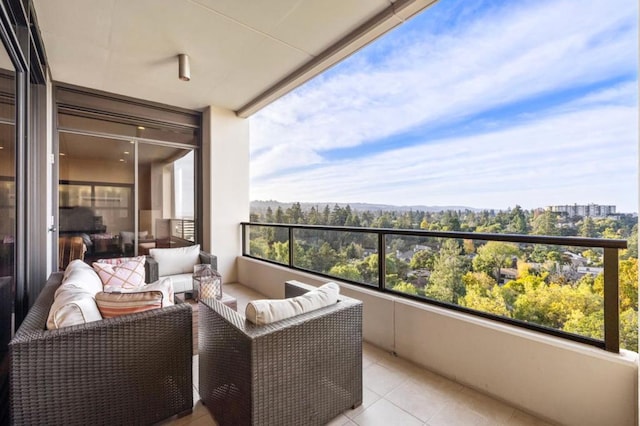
[58,133,135,265]
[137,143,195,255]
[55,86,201,267]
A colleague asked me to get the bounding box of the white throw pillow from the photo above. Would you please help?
[149,244,200,277]
[57,259,103,298]
[47,286,103,329]
[245,282,340,325]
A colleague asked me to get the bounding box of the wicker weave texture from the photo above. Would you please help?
[199,282,363,426]
[9,272,193,425]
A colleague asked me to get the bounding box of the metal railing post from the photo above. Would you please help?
[378,232,386,290]
[603,247,619,353]
[289,227,294,267]
[241,223,247,256]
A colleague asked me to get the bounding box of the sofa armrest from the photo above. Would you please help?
[10,272,193,425]
[199,251,217,270]
[145,255,158,283]
[285,279,318,298]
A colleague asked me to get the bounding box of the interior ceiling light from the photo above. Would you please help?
[178,53,191,81]
[119,158,125,162]
[124,151,130,155]
[136,126,145,130]
[59,152,65,156]
[130,140,135,144]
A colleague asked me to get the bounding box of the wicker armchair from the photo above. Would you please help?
[145,249,217,289]
[199,280,363,426]
[9,272,193,425]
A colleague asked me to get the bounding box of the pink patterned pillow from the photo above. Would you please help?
[96,256,141,265]
[93,256,146,292]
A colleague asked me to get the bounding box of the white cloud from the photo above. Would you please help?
[249,0,638,211]
[252,98,638,211]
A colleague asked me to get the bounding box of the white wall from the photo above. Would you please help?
[237,256,639,426]
[202,106,249,283]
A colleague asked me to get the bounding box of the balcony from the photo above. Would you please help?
[229,222,637,426]
[0,1,637,425]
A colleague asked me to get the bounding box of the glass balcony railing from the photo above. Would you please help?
[241,222,630,353]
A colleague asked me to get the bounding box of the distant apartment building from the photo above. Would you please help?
[547,203,616,218]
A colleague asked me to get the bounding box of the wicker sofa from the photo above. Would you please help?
[199,280,363,426]
[9,272,193,425]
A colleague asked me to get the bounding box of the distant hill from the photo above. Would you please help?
[250,200,482,214]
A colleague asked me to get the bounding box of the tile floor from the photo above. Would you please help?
[165,283,555,425]
[165,341,554,426]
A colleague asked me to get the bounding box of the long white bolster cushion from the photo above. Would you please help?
[245,282,340,325]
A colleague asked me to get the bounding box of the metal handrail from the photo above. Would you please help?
[240,221,626,353]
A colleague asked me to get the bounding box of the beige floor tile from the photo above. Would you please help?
[362,363,409,396]
[193,355,199,390]
[385,379,452,422]
[352,399,423,426]
[455,387,515,424]
[503,409,557,426]
[362,342,389,362]
[408,368,465,399]
[344,386,382,419]
[426,402,488,426]
[326,413,355,426]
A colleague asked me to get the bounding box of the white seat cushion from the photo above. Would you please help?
[149,244,200,277]
[245,282,340,325]
[160,273,193,293]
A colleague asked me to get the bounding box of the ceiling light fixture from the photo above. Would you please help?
[178,53,191,81]
[119,158,125,162]
[124,151,129,155]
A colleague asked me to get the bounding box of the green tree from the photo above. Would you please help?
[373,213,393,228]
[357,254,379,284]
[579,216,597,238]
[532,211,558,236]
[270,241,289,264]
[420,216,428,229]
[329,263,362,282]
[392,281,419,295]
[286,202,304,224]
[460,272,510,316]
[473,242,520,282]
[620,308,638,351]
[410,249,435,270]
[619,258,638,312]
[322,205,331,225]
[426,239,469,303]
[274,206,286,223]
[345,242,363,260]
[507,205,527,234]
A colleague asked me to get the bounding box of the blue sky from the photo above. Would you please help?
[250,0,638,212]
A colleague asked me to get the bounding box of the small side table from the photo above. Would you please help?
[176,292,237,312]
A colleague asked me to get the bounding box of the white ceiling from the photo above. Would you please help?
[32,0,436,116]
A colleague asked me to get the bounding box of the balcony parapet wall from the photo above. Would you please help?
[237,256,638,426]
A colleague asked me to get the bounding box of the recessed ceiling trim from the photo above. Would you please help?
[236,0,439,118]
